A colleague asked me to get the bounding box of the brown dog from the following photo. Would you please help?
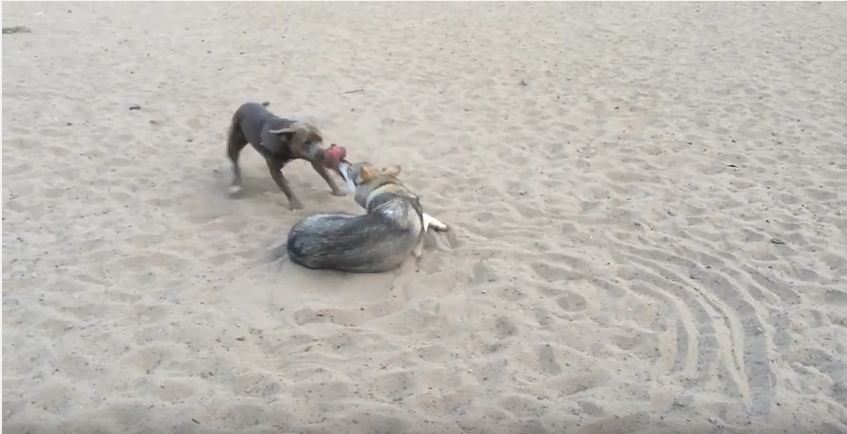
[226,102,345,210]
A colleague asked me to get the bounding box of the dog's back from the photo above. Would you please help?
[232,102,275,145]
[286,193,423,273]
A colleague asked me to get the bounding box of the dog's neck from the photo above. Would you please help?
[362,186,424,235]
[366,191,420,214]
[358,181,416,210]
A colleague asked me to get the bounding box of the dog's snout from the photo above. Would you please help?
[304,143,323,160]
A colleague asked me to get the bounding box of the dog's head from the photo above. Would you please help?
[268,121,324,160]
[348,162,401,186]
[340,162,405,208]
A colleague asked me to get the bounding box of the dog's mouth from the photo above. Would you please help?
[337,161,357,192]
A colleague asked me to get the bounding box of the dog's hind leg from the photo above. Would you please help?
[413,236,425,259]
[227,121,248,195]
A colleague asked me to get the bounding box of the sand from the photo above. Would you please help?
[2,2,846,433]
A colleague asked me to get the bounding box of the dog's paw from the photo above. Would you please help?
[288,200,304,211]
[228,185,243,196]
[432,223,449,232]
[331,189,348,197]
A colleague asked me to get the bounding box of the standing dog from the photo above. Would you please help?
[226,102,345,210]
[285,162,448,272]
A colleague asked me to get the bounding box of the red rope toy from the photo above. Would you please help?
[322,144,348,171]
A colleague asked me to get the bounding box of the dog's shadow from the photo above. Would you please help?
[210,163,278,198]
[213,160,342,206]
[225,174,285,199]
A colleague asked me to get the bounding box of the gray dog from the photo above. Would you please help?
[226,102,345,210]
[284,161,448,272]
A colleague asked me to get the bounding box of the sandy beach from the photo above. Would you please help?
[3,2,846,433]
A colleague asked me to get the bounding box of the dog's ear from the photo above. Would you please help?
[268,127,297,142]
[381,165,402,177]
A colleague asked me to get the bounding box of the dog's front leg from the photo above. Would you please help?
[415,213,447,259]
[267,160,303,210]
[311,160,346,196]
[422,213,448,232]
[413,237,425,259]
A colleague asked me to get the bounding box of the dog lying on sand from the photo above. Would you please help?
[284,161,448,272]
[226,102,345,210]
